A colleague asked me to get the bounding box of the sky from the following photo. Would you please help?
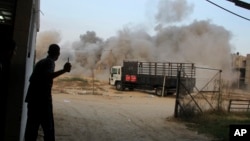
[39,0,250,56]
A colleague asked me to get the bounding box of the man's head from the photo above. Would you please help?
[48,44,60,61]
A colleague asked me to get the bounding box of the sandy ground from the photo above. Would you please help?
[37,79,212,141]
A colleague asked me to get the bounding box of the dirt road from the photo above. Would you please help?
[37,84,212,141]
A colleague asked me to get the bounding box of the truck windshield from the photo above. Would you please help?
[111,68,118,74]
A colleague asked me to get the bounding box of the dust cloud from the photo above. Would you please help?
[155,0,194,30]
[36,0,235,82]
[36,30,62,60]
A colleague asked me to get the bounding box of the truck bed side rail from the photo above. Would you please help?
[133,61,195,78]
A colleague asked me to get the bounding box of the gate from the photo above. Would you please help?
[174,67,222,118]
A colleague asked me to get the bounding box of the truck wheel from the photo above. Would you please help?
[116,82,123,91]
[155,88,162,96]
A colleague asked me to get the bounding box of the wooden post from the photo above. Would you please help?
[174,70,181,118]
[247,100,250,112]
[162,75,166,97]
[228,99,232,112]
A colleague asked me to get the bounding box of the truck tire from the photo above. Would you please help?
[155,88,162,96]
[116,82,123,91]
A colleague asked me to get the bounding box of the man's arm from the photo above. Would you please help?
[52,69,67,79]
[51,62,71,79]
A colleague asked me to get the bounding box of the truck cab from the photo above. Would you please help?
[109,66,122,86]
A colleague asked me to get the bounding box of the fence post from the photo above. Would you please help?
[162,75,166,97]
[228,99,232,112]
[217,70,222,110]
[174,70,181,118]
[247,101,250,112]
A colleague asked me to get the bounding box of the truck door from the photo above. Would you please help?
[109,67,121,85]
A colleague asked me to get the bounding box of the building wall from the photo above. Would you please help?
[232,53,246,69]
[4,0,39,140]
[231,53,247,89]
[245,54,250,90]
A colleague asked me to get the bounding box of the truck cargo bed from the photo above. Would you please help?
[121,61,195,92]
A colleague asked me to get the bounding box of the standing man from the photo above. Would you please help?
[24,44,71,141]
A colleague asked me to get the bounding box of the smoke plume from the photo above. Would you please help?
[36,0,235,82]
[155,0,194,30]
[36,30,61,60]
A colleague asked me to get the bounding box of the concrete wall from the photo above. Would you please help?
[4,0,39,140]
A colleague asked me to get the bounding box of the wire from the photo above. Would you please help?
[206,0,250,21]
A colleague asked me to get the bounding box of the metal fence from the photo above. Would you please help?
[174,66,223,118]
